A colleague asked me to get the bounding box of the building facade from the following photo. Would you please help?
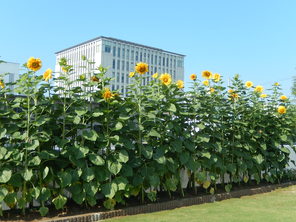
[55,36,185,96]
[0,62,19,92]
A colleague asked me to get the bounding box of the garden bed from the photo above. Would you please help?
[2,181,296,222]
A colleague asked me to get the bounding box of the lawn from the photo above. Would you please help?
[105,185,296,222]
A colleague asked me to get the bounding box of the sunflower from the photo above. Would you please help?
[190,74,197,81]
[280,95,288,100]
[274,82,280,86]
[277,106,286,114]
[43,69,53,82]
[230,93,239,99]
[91,76,100,82]
[201,70,212,79]
[152,73,158,79]
[245,81,253,88]
[228,89,234,94]
[135,62,149,74]
[176,80,184,89]
[202,80,209,86]
[27,57,42,71]
[159,73,172,86]
[0,80,4,89]
[102,88,115,100]
[210,88,215,93]
[260,94,267,98]
[213,73,221,82]
[254,85,264,93]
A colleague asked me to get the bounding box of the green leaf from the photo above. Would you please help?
[0,168,12,183]
[149,175,160,187]
[117,150,129,163]
[280,135,288,142]
[107,160,122,175]
[75,107,88,116]
[143,146,153,159]
[179,152,190,164]
[34,116,49,126]
[165,177,178,191]
[148,129,161,138]
[202,152,211,159]
[28,156,41,166]
[82,167,95,182]
[89,153,105,166]
[254,154,264,164]
[281,146,290,154]
[203,181,211,189]
[30,187,40,199]
[198,135,210,143]
[52,195,67,210]
[168,103,177,112]
[82,130,98,141]
[0,187,8,202]
[114,122,123,131]
[39,207,49,216]
[43,167,49,179]
[101,182,118,199]
[153,149,166,164]
[225,184,232,193]
[73,116,81,124]
[0,147,7,160]
[22,169,33,181]
[92,112,104,117]
[114,177,128,191]
[0,128,7,139]
[26,140,39,151]
[103,198,116,210]
[58,171,72,188]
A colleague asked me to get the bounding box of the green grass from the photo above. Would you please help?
[105,186,296,222]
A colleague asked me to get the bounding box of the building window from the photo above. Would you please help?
[105,45,111,53]
[126,61,129,71]
[154,67,157,73]
[163,57,165,66]
[117,73,120,82]
[122,48,125,59]
[177,60,183,67]
[170,59,172,68]
[155,55,157,65]
[127,49,129,59]
[112,59,115,69]
[140,52,142,61]
[131,50,134,59]
[166,58,169,67]
[113,46,116,56]
[121,73,124,83]
[151,55,153,64]
[135,51,138,60]
[174,59,176,68]
[122,61,125,70]
[117,60,120,70]
[117,48,121,57]
[159,56,161,65]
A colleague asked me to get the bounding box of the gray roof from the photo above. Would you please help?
[55,36,185,57]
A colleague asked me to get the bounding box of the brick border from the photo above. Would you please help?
[8,181,296,222]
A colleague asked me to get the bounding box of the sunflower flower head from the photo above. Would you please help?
[254,85,264,93]
[102,88,115,101]
[245,81,253,88]
[201,70,212,79]
[27,57,42,71]
[0,80,4,89]
[210,88,215,93]
[152,73,158,79]
[43,69,53,82]
[176,80,184,89]
[277,106,286,114]
[202,80,209,86]
[230,93,240,100]
[190,74,197,81]
[274,82,280,86]
[91,76,100,82]
[228,89,234,94]
[135,62,149,74]
[213,73,221,82]
[159,73,172,86]
[129,72,135,78]
[260,94,267,98]
[280,95,288,100]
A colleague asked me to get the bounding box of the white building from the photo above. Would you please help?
[55,36,185,96]
[0,61,19,92]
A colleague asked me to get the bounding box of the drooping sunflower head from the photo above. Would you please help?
[152,73,158,79]
[102,88,115,101]
[190,74,197,81]
[213,73,221,82]
[280,95,288,100]
[129,72,135,78]
[91,76,100,82]
[260,94,267,98]
[27,57,42,71]
[201,70,212,79]
[230,93,240,99]
[176,80,184,89]
[43,69,53,82]
[202,80,209,86]
[245,81,253,88]
[254,85,264,93]
[135,62,149,74]
[277,106,286,114]
[159,73,172,86]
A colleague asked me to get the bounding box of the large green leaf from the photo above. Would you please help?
[107,160,122,175]
[117,150,129,163]
[75,107,88,116]
[52,195,67,210]
[168,103,177,112]
[254,154,264,164]
[101,182,118,199]
[82,130,98,141]
[281,146,290,154]
[148,129,161,138]
[114,122,123,131]
[0,128,7,139]
[58,171,72,188]
[89,153,105,166]
[179,151,190,164]
[22,169,33,181]
[0,168,12,183]
[0,187,8,202]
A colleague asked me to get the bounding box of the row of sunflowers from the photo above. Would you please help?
[0,57,295,216]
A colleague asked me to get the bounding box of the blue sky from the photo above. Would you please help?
[1,0,295,96]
